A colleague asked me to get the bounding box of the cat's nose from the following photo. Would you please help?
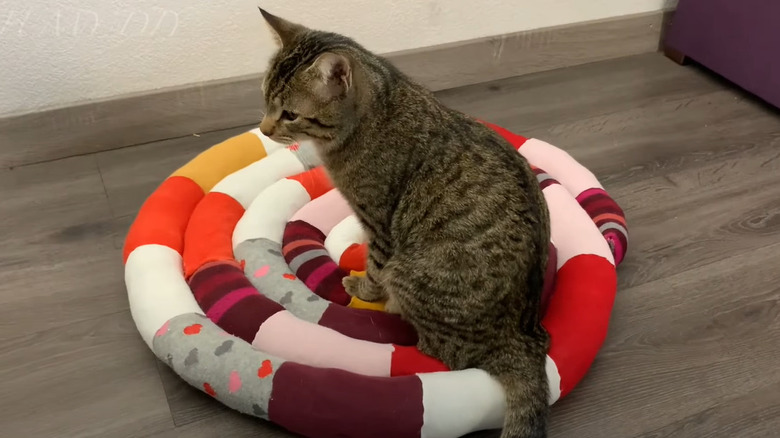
[259,119,275,137]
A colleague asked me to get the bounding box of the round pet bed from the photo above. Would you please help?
[123,122,628,438]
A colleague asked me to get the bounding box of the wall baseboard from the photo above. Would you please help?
[0,10,673,168]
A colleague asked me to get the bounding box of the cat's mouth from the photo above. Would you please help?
[262,131,296,146]
[275,135,296,145]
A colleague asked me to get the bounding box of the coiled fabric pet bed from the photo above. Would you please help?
[123,122,627,438]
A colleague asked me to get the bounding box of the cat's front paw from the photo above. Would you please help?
[343,275,384,302]
[343,275,367,298]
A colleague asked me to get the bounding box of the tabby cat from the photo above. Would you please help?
[258,8,551,438]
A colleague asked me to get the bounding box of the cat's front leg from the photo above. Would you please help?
[342,244,389,302]
[383,293,402,314]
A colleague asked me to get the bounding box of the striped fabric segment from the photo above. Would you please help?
[532,166,561,190]
[190,253,415,371]
[545,183,615,269]
[234,237,332,324]
[576,188,629,265]
[282,220,351,305]
[515,137,629,267]
[188,261,285,343]
[241,225,418,345]
[288,248,331,272]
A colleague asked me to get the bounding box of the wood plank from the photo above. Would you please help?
[0,311,173,438]
[548,241,780,437]
[0,154,110,233]
[0,11,671,168]
[147,430,179,438]
[0,243,127,342]
[437,52,724,133]
[633,381,780,438]
[171,405,299,437]
[111,214,135,250]
[521,89,780,187]
[0,155,133,341]
[391,11,673,95]
[613,137,780,289]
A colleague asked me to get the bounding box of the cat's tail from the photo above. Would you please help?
[484,339,550,438]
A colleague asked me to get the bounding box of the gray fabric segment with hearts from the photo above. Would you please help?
[235,237,329,323]
[152,313,285,420]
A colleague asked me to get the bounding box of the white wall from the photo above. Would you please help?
[0,0,674,117]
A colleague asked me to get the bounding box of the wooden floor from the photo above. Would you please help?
[1,53,778,438]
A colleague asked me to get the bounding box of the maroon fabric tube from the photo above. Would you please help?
[319,303,418,345]
[269,362,424,438]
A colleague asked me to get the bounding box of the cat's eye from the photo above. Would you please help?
[280,110,299,122]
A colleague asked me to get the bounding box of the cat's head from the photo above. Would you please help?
[258,8,362,148]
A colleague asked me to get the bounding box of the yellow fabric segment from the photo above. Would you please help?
[348,296,386,311]
[345,270,386,311]
[171,131,267,192]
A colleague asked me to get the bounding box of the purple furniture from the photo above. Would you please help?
[664,0,780,109]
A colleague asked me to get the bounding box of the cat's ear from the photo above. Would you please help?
[258,7,305,47]
[309,52,352,99]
